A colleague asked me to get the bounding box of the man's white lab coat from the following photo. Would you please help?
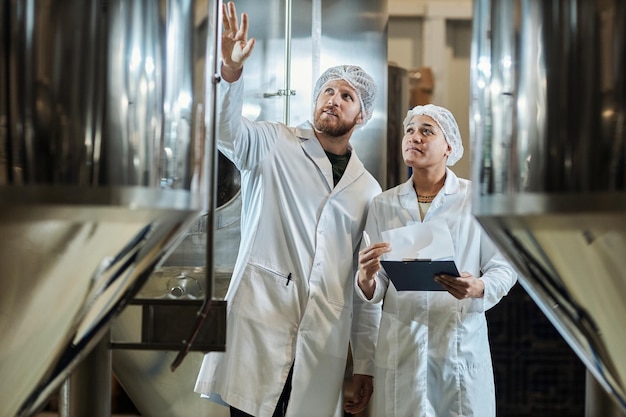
[195,78,382,417]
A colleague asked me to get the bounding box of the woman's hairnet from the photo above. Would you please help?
[313,65,377,124]
[403,104,464,166]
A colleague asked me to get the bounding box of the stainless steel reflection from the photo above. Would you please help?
[471,0,626,412]
[112,264,236,417]
[110,186,240,417]
[0,0,217,415]
[226,0,388,182]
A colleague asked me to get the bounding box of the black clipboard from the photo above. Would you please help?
[381,260,460,291]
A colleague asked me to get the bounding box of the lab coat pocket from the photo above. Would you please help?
[459,361,496,415]
[233,262,301,327]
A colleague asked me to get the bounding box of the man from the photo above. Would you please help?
[195,3,381,417]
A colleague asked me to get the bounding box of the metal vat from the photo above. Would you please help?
[471,0,626,413]
[0,0,219,415]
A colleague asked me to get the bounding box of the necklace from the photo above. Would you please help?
[414,175,445,204]
[417,194,437,203]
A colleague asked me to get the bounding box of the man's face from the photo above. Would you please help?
[402,115,451,169]
[313,80,363,137]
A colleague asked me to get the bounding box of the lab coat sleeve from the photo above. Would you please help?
[466,227,518,313]
[353,203,388,304]
[216,77,282,170]
[354,271,387,303]
[350,286,381,376]
[350,196,386,376]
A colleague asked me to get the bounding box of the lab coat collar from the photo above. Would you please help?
[397,168,461,219]
[294,121,365,193]
[397,179,420,221]
[442,168,461,194]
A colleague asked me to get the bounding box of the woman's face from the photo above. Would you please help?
[402,115,451,170]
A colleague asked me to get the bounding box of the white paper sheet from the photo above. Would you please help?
[381,219,455,261]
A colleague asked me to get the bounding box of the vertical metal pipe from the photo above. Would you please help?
[58,380,71,417]
[283,0,293,124]
[58,332,112,417]
[311,0,322,88]
[170,0,222,370]
[206,0,221,304]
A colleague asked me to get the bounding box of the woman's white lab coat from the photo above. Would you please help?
[356,172,517,417]
[195,78,382,417]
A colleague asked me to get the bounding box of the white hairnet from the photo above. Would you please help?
[403,104,464,166]
[313,65,377,124]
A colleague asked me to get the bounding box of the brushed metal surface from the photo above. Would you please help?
[0,190,200,417]
[471,0,626,412]
[109,191,239,417]
[219,0,388,183]
[0,0,218,414]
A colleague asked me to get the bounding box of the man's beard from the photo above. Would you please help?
[313,110,359,137]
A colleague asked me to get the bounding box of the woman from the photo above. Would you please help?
[354,104,517,417]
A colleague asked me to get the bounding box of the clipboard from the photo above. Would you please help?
[381,260,460,291]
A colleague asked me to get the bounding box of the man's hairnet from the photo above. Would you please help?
[403,104,464,166]
[313,65,377,124]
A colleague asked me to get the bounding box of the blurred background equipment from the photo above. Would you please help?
[0,0,224,415]
[470,0,626,415]
[408,66,434,107]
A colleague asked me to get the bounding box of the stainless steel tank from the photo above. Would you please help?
[471,0,626,413]
[0,0,220,415]
[110,191,239,417]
